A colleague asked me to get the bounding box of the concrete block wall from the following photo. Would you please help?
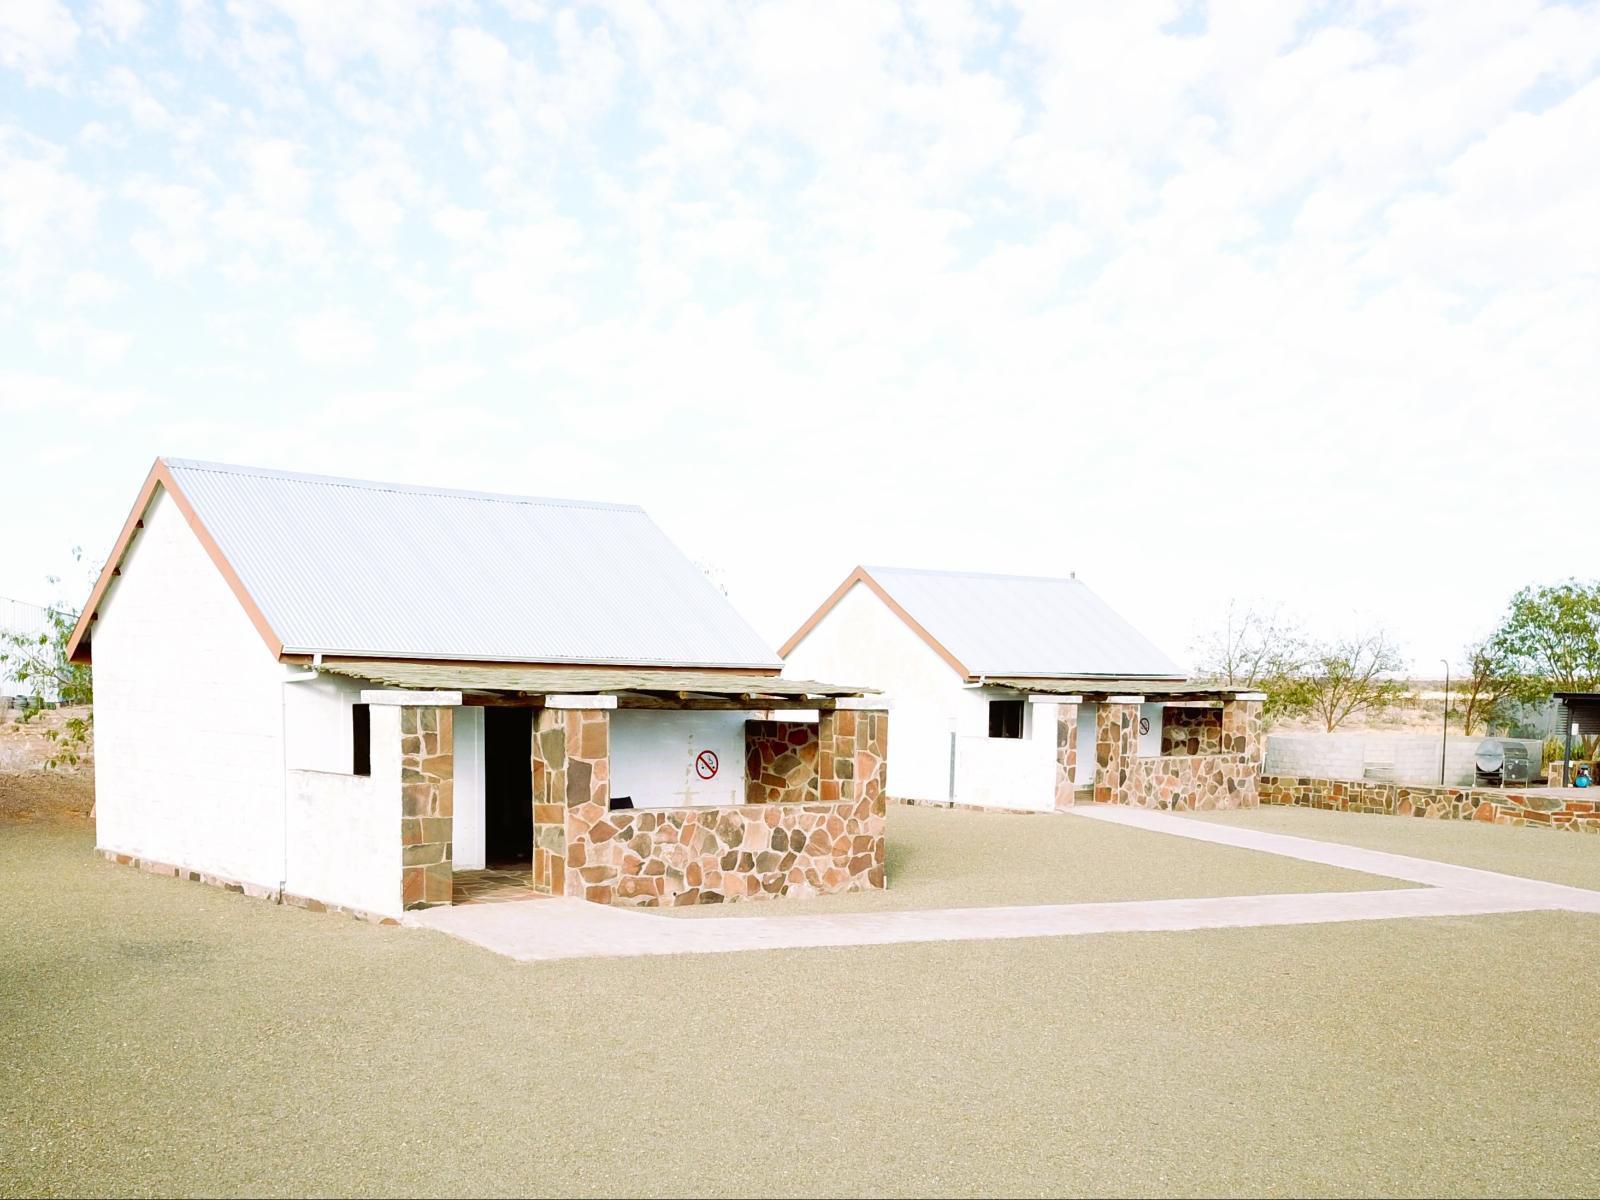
[1265,733,1542,787]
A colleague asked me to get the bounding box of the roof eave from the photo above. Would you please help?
[67,458,288,665]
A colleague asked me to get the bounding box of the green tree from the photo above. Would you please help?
[1491,580,1600,695]
[1301,630,1409,733]
[1456,634,1528,736]
[1,552,95,768]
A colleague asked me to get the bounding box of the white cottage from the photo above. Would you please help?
[780,566,1265,812]
[69,459,887,919]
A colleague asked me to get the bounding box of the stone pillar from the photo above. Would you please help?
[1053,701,1079,810]
[818,703,888,805]
[1093,701,1140,805]
[400,706,454,910]
[530,701,611,899]
[1221,696,1265,807]
[1221,697,1264,762]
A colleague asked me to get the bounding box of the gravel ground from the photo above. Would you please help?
[5,819,1600,1198]
[1191,805,1600,891]
[664,803,1410,918]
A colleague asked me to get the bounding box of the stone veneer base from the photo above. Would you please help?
[1260,776,1600,831]
[96,848,401,925]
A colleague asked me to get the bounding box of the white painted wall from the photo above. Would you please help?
[283,672,365,772]
[610,710,747,807]
[953,699,1058,810]
[783,580,970,802]
[283,704,402,915]
[1138,703,1164,758]
[452,707,486,870]
[91,486,290,890]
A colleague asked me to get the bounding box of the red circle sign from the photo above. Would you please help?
[695,750,719,780]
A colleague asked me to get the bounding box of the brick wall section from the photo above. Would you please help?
[1160,706,1223,756]
[1093,703,1139,804]
[1259,775,1600,831]
[400,706,453,910]
[568,796,885,906]
[744,720,820,804]
[818,708,888,805]
[1127,754,1258,810]
[1053,702,1078,809]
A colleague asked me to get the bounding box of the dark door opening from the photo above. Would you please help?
[483,707,534,867]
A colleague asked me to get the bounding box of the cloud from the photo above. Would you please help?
[91,0,147,43]
[1,0,1597,667]
[0,0,79,85]
[0,134,99,294]
[293,309,379,366]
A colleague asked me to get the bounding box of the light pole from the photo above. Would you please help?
[1439,658,1450,786]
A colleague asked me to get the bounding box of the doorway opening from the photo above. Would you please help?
[483,707,534,868]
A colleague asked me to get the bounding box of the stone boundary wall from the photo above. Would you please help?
[744,720,820,804]
[1126,754,1258,811]
[1160,707,1223,756]
[1260,775,1600,831]
[95,850,400,925]
[567,795,885,906]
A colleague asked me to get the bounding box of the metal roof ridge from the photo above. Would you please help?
[865,564,1085,585]
[162,457,645,513]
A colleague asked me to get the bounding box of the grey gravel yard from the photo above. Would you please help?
[4,802,1600,1198]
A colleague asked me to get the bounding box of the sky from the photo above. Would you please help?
[1,0,1597,673]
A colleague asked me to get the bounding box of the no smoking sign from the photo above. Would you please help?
[695,750,719,780]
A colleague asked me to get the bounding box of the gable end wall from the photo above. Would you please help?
[91,487,290,889]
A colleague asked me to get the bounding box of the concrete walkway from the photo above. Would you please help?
[405,807,1600,963]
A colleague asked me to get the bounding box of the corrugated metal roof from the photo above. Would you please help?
[163,459,781,668]
[865,566,1183,679]
[320,661,872,698]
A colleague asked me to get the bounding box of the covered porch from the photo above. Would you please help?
[327,662,888,911]
[982,678,1267,812]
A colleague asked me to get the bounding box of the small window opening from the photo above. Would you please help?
[988,699,1025,739]
[352,703,371,776]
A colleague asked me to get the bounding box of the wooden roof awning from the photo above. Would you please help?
[318,661,876,708]
[982,677,1267,702]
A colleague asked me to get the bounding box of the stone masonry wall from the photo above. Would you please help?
[568,795,885,907]
[744,720,820,804]
[530,707,610,897]
[400,706,453,910]
[1260,775,1600,831]
[1160,706,1224,756]
[1221,699,1265,761]
[1127,754,1258,811]
[1053,702,1079,809]
[1093,703,1139,804]
[818,708,888,806]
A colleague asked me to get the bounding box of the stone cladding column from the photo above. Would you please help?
[1093,702,1140,805]
[400,706,454,909]
[1053,702,1080,809]
[818,706,888,805]
[531,706,611,899]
